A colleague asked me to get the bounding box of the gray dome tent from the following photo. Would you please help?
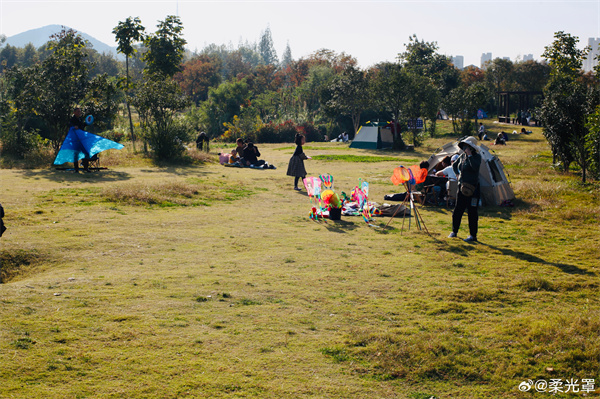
[426,136,515,206]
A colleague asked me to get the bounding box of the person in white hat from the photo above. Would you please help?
[448,137,481,242]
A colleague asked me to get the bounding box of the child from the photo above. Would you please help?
[228,149,240,164]
[287,133,310,190]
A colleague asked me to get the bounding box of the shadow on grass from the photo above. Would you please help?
[323,219,359,233]
[17,168,133,183]
[479,242,595,276]
[139,165,215,176]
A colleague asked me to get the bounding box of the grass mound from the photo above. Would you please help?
[0,249,45,283]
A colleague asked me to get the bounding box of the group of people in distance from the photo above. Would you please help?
[224,138,275,169]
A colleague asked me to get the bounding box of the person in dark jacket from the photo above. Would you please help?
[242,142,266,167]
[448,137,482,242]
[69,107,89,172]
[195,131,210,152]
[0,203,6,238]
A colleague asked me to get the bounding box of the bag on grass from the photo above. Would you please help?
[380,204,410,217]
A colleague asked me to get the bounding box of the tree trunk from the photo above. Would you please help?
[127,101,136,151]
[126,56,136,151]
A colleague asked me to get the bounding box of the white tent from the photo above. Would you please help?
[349,126,394,149]
[426,137,515,206]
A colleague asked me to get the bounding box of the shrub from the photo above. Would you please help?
[276,120,299,143]
[298,121,325,142]
[256,122,278,143]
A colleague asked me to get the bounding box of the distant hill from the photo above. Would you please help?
[4,24,120,58]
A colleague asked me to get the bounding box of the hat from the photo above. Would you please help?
[458,136,479,153]
[451,154,459,162]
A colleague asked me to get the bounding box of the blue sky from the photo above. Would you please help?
[1,0,599,68]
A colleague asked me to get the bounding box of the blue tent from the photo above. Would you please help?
[53,127,124,166]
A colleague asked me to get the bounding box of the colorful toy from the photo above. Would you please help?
[320,174,334,190]
[386,165,430,235]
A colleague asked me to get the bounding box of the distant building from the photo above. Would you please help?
[502,57,511,61]
[583,37,600,72]
[523,54,534,61]
[481,52,492,69]
[452,55,464,70]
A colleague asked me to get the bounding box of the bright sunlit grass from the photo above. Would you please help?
[0,120,598,398]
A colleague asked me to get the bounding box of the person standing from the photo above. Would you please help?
[69,107,85,130]
[478,122,485,140]
[448,137,481,242]
[69,107,88,172]
[287,133,309,190]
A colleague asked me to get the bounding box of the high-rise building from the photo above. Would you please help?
[481,52,492,69]
[523,54,534,61]
[452,55,464,70]
[583,38,600,72]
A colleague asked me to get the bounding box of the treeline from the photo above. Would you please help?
[0,21,599,180]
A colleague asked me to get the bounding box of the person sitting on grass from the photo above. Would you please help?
[494,132,506,145]
[242,142,274,169]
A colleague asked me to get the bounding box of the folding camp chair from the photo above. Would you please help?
[79,154,99,171]
[87,154,100,170]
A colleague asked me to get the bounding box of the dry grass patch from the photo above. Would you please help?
[102,179,255,207]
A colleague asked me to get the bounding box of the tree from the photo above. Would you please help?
[403,71,440,145]
[281,42,293,69]
[200,79,252,137]
[143,15,186,78]
[0,66,42,157]
[398,35,458,137]
[486,58,514,93]
[539,31,597,182]
[175,54,221,105]
[296,64,336,121]
[83,74,121,133]
[134,16,192,160]
[258,26,279,66]
[542,31,587,79]
[131,78,191,160]
[0,44,19,73]
[585,105,600,180]
[34,28,90,152]
[326,66,371,135]
[461,65,486,87]
[371,62,409,147]
[113,16,145,146]
[513,60,550,92]
[445,82,489,137]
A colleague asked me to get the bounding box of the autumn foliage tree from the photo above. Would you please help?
[175,55,221,105]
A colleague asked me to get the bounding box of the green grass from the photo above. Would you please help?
[0,119,598,398]
[311,154,414,163]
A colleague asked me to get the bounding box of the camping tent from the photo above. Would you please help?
[349,126,394,149]
[53,127,124,166]
[426,137,515,206]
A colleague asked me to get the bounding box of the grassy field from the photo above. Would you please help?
[1,120,599,398]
